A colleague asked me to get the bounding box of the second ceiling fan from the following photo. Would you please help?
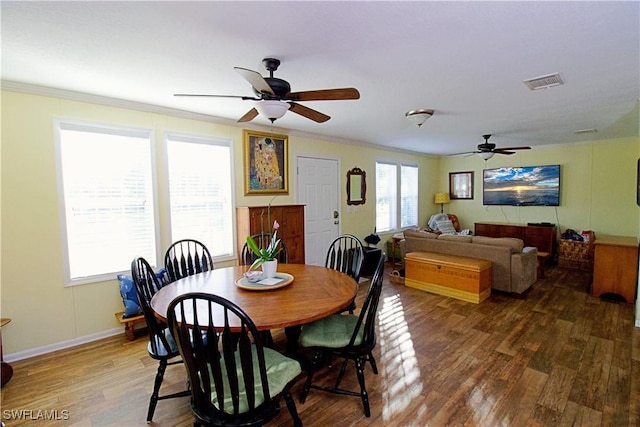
[175,57,360,123]
[456,134,531,159]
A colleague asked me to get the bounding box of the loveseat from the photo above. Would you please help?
[400,229,538,295]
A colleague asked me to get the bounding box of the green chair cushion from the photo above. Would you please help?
[210,345,301,414]
[299,314,363,348]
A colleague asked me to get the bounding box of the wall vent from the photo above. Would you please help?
[523,73,565,90]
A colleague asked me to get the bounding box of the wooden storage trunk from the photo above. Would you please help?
[404,251,492,303]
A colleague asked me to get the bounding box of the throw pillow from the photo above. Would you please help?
[436,219,456,235]
[117,274,142,318]
[118,268,167,318]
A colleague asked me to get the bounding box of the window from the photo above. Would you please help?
[400,164,418,227]
[375,162,418,232]
[165,133,235,259]
[55,121,157,286]
[375,162,397,232]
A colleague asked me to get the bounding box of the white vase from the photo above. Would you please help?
[261,260,278,279]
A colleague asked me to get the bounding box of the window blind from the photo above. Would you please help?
[57,122,156,284]
[166,134,234,258]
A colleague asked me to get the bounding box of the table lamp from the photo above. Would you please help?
[434,192,450,213]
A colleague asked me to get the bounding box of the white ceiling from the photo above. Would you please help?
[2,1,639,155]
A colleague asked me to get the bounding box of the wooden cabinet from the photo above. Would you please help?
[474,222,556,255]
[236,205,305,264]
[592,235,638,303]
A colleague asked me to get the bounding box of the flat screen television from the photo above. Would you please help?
[483,165,560,206]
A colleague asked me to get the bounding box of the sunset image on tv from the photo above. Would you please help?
[483,165,560,206]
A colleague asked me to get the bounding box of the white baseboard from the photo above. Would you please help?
[4,327,122,363]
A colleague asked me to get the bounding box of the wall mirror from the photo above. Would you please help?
[347,167,366,205]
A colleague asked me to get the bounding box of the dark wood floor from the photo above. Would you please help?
[2,264,638,426]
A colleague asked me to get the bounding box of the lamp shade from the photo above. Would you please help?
[479,152,495,160]
[434,192,450,205]
[406,109,434,127]
[255,100,289,122]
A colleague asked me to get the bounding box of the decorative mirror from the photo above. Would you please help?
[347,167,366,205]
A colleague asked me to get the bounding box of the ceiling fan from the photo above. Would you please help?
[456,134,531,160]
[174,57,360,123]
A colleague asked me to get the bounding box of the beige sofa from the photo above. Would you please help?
[400,229,538,295]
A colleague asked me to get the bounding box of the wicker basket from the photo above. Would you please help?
[389,270,404,285]
[558,231,595,272]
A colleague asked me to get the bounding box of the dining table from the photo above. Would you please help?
[150,264,358,347]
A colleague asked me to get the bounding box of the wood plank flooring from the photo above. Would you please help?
[1,265,638,426]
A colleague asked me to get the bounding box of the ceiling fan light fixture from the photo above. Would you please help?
[479,152,495,160]
[255,100,289,122]
[406,109,434,127]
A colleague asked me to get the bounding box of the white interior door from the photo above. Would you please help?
[297,156,340,265]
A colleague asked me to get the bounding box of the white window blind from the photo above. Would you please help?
[56,121,157,285]
[401,164,418,227]
[166,134,234,258]
[375,162,397,232]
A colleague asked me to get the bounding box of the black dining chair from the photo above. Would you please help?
[131,257,190,422]
[298,252,385,417]
[164,239,214,283]
[240,232,289,266]
[167,292,303,427]
[325,234,365,313]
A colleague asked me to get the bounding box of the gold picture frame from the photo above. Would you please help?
[243,130,289,195]
[449,171,474,200]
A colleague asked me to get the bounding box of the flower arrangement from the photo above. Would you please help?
[246,220,282,270]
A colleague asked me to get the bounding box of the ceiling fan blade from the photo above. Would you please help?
[288,102,330,123]
[287,88,360,101]
[237,108,259,123]
[234,67,274,96]
[496,146,531,151]
[174,93,259,100]
[448,151,479,156]
[494,150,516,155]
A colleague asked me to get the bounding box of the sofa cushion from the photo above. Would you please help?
[437,234,473,243]
[436,219,457,234]
[472,236,524,253]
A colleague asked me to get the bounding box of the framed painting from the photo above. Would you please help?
[243,130,289,195]
[449,171,474,200]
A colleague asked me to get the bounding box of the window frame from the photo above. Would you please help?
[375,160,419,233]
[54,118,161,286]
[163,131,237,263]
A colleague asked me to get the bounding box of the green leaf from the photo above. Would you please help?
[246,235,262,257]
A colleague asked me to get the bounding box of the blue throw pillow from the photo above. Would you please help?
[118,268,167,318]
[117,274,142,318]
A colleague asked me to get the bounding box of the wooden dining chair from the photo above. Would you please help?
[131,257,190,422]
[325,234,365,313]
[167,292,303,427]
[164,239,214,283]
[240,232,289,266]
[298,252,385,417]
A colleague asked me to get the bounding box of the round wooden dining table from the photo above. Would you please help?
[150,264,358,331]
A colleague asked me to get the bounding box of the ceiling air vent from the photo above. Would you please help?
[574,128,598,135]
[523,72,565,90]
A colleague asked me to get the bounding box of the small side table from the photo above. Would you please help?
[390,236,404,270]
[537,251,551,279]
[1,318,13,387]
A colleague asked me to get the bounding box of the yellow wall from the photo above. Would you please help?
[439,138,640,236]
[2,90,639,358]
